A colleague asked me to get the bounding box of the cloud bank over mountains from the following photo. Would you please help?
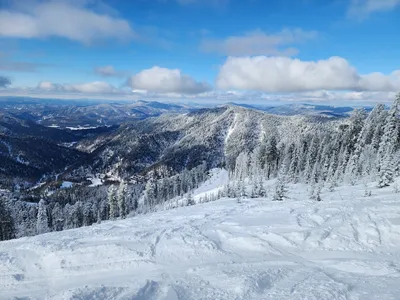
[1,56,398,104]
[127,67,211,94]
[216,56,400,93]
[37,80,118,94]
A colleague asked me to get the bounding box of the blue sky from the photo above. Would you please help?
[0,0,400,104]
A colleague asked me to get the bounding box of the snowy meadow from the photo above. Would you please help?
[1,177,400,299]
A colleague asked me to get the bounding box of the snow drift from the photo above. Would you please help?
[1,180,400,300]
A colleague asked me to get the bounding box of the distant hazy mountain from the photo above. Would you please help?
[0,112,113,188]
[0,97,191,128]
[66,105,335,183]
[0,98,366,188]
[0,133,88,187]
[225,102,364,118]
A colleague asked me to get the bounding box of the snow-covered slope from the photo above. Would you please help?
[1,181,400,300]
[192,168,229,200]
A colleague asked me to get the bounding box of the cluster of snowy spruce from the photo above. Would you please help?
[1,95,400,242]
[0,163,208,240]
[225,94,400,202]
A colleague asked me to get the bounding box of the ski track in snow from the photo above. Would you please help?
[1,183,400,299]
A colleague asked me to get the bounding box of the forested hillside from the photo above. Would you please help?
[0,95,399,241]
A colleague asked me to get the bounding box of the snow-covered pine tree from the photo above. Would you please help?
[82,202,94,226]
[249,149,261,181]
[230,181,239,198]
[251,180,259,198]
[310,161,321,185]
[304,135,319,183]
[51,202,64,231]
[258,176,267,197]
[371,122,385,150]
[296,139,308,179]
[224,182,236,198]
[287,146,300,183]
[309,181,316,200]
[144,177,157,211]
[393,182,400,194]
[358,145,376,180]
[393,150,400,177]
[72,201,84,228]
[281,143,295,176]
[99,198,109,222]
[364,104,386,145]
[117,181,127,218]
[36,199,50,235]
[378,155,394,188]
[132,194,139,213]
[235,152,249,181]
[0,196,15,241]
[334,145,350,184]
[377,95,400,187]
[339,108,367,185]
[108,185,118,219]
[325,140,339,182]
[327,175,337,192]
[272,170,288,201]
[238,179,246,198]
[206,194,211,202]
[265,135,279,179]
[346,108,367,152]
[314,183,322,202]
[187,191,195,206]
[377,96,400,170]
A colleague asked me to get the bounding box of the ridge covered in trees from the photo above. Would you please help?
[1,95,399,241]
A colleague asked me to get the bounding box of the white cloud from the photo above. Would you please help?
[24,67,212,97]
[127,66,211,94]
[200,29,317,56]
[37,80,118,94]
[37,81,59,90]
[0,1,135,44]
[1,82,398,104]
[64,82,118,94]
[94,65,125,77]
[349,0,400,17]
[216,56,400,93]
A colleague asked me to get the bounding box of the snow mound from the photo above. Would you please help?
[1,182,400,299]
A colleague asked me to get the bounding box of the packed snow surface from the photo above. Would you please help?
[1,182,400,300]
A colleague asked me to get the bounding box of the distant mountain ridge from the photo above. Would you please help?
[225,102,370,118]
[0,98,367,189]
[0,97,191,128]
[66,105,336,183]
